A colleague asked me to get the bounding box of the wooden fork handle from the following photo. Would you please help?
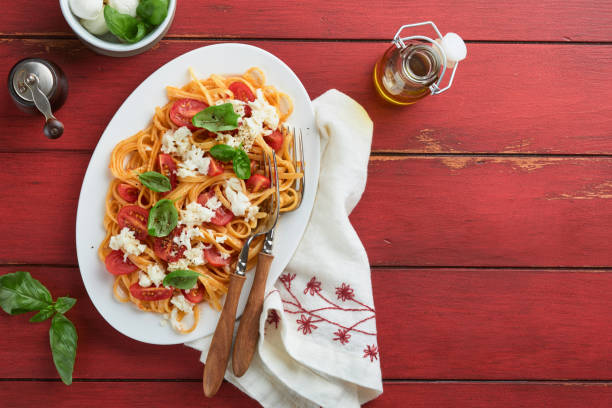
[232,253,274,377]
[203,273,246,397]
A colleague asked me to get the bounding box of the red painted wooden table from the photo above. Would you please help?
[2,2,612,406]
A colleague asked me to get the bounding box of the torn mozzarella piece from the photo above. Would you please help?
[179,202,214,227]
[147,264,166,287]
[109,227,146,261]
[224,178,251,217]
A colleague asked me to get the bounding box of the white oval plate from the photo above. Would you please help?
[76,43,320,345]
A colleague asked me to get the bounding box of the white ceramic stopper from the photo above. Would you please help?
[441,32,467,63]
[69,0,103,20]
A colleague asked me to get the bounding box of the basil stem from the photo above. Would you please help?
[162,270,201,290]
[147,199,178,237]
[139,171,171,192]
[192,103,239,132]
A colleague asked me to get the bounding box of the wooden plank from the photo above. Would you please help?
[2,40,612,154]
[1,381,612,407]
[1,153,611,266]
[3,267,612,380]
[4,0,612,41]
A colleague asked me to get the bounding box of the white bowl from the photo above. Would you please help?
[59,0,176,57]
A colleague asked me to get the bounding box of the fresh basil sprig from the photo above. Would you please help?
[0,271,78,385]
[209,144,251,180]
[192,103,240,132]
[139,171,171,192]
[148,199,178,237]
[137,0,169,25]
[162,270,201,290]
[104,5,148,44]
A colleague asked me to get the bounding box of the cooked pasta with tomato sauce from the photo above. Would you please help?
[98,68,302,333]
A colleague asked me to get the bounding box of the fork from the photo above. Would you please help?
[232,127,305,377]
[203,151,280,398]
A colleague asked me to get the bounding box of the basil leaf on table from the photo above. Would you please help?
[209,144,237,162]
[54,297,77,314]
[104,5,149,44]
[0,271,52,315]
[148,199,178,237]
[29,305,56,323]
[192,103,239,132]
[233,147,252,180]
[49,313,78,386]
[139,171,171,192]
[163,270,201,290]
[137,0,169,25]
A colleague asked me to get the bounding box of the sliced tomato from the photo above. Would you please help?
[244,105,252,118]
[197,190,234,226]
[117,183,139,203]
[169,98,208,130]
[158,153,178,193]
[129,283,173,301]
[204,247,232,267]
[117,205,149,241]
[104,250,138,276]
[246,174,271,193]
[182,281,205,303]
[263,130,283,151]
[229,82,255,102]
[207,155,224,177]
[153,226,186,262]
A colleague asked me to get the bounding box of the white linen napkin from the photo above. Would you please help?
[187,89,382,407]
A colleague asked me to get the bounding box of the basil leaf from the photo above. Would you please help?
[162,270,200,290]
[233,148,251,179]
[139,171,171,192]
[104,5,149,44]
[0,271,52,315]
[137,0,169,25]
[192,104,239,132]
[49,313,78,386]
[29,305,55,323]
[147,199,178,237]
[54,297,77,314]
[209,144,237,162]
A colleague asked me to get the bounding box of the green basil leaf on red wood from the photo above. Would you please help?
[139,171,171,192]
[29,305,56,323]
[49,313,78,386]
[233,147,251,180]
[192,103,239,132]
[0,271,52,315]
[137,0,169,25]
[54,297,77,314]
[104,5,148,44]
[147,199,178,237]
[162,270,200,290]
[209,144,237,162]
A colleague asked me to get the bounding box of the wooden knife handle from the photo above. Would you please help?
[232,253,274,377]
[203,273,246,397]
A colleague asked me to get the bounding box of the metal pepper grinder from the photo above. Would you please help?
[8,58,68,139]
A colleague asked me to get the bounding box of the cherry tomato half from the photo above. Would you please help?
[105,250,138,276]
[117,183,139,203]
[197,190,234,226]
[246,174,271,193]
[153,226,186,263]
[207,155,224,177]
[158,153,178,192]
[169,98,208,130]
[182,281,206,303]
[204,247,232,267]
[129,283,173,301]
[263,130,283,151]
[229,82,255,102]
[117,205,149,241]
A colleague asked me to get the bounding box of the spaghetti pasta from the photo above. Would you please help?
[98,68,301,333]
